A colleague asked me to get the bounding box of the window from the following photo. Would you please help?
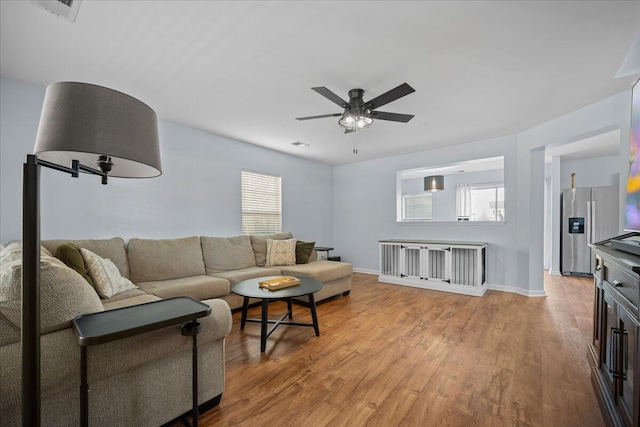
[458,183,504,221]
[402,193,433,221]
[241,170,282,234]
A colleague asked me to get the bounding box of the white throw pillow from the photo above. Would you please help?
[0,242,53,264]
[265,238,296,266]
[80,248,137,298]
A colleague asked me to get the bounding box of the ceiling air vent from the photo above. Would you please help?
[31,0,82,23]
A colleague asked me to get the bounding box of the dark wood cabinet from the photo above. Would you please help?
[590,242,640,427]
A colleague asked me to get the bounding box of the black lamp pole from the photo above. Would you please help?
[21,154,108,426]
[22,155,40,426]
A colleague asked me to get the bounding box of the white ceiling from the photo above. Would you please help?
[1,1,638,166]
[545,129,621,162]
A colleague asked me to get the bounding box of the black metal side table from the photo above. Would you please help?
[72,297,211,427]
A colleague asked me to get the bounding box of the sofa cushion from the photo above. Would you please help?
[280,260,353,283]
[0,314,20,346]
[0,254,103,342]
[250,232,293,267]
[137,275,230,300]
[100,288,149,304]
[54,243,95,287]
[41,237,130,278]
[295,241,315,264]
[265,238,296,266]
[201,235,256,273]
[128,236,206,282]
[81,248,138,298]
[210,266,282,285]
[102,293,162,311]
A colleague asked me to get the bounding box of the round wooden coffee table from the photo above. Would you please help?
[232,276,323,352]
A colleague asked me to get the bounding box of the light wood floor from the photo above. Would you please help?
[184,272,605,426]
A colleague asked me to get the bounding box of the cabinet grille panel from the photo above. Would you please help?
[381,244,400,277]
[452,248,477,286]
[404,248,421,277]
[430,250,446,280]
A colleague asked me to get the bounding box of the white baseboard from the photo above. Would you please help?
[487,284,547,297]
[353,268,379,275]
[548,269,562,276]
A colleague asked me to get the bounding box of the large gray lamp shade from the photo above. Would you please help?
[34,82,162,177]
[424,175,444,191]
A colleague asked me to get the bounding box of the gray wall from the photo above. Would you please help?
[334,91,631,295]
[333,135,518,289]
[0,78,334,244]
[560,155,620,190]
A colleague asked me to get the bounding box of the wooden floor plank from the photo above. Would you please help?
[181,272,605,427]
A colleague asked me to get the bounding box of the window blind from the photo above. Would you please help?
[241,170,282,235]
[403,193,433,220]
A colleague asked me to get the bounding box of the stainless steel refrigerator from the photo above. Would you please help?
[561,186,619,276]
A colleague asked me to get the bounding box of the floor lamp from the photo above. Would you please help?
[22,82,162,426]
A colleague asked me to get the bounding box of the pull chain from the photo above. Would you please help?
[353,126,358,154]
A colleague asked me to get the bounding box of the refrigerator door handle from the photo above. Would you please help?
[591,200,596,243]
[586,201,591,245]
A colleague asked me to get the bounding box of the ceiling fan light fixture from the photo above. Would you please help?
[357,117,373,128]
[339,113,372,129]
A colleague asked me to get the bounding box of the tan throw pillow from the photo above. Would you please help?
[80,248,137,298]
[250,232,294,267]
[265,238,296,266]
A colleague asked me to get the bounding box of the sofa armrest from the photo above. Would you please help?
[0,299,232,413]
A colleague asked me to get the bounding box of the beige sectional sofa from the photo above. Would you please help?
[0,232,351,426]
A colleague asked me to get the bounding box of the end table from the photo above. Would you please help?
[72,297,211,427]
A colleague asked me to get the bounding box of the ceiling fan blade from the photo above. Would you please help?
[296,113,342,121]
[312,87,348,108]
[370,111,414,123]
[364,83,415,110]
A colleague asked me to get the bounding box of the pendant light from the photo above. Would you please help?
[424,175,444,191]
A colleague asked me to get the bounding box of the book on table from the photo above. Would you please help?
[258,276,301,290]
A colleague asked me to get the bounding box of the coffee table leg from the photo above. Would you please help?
[308,293,320,336]
[240,297,249,330]
[287,298,293,319]
[261,299,268,352]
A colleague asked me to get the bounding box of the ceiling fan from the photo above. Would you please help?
[296,83,416,133]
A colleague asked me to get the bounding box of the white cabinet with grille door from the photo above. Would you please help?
[378,239,487,296]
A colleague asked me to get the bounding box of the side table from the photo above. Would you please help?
[314,246,334,260]
[72,297,211,427]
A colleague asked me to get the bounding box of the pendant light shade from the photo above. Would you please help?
[34,82,162,178]
[424,175,444,191]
